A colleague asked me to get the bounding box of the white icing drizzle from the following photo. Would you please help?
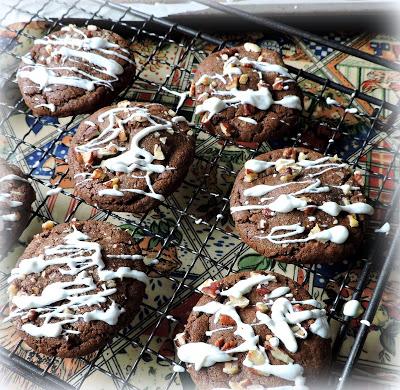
[205,326,235,336]
[194,51,300,121]
[106,254,143,260]
[223,56,243,78]
[317,201,374,217]
[343,300,362,317]
[195,97,227,121]
[34,103,56,112]
[75,106,185,201]
[266,286,291,299]
[0,173,29,222]
[161,87,189,110]
[172,364,186,373]
[257,307,298,353]
[98,188,124,197]
[196,87,301,121]
[177,342,235,371]
[243,346,304,381]
[233,153,373,246]
[6,226,148,337]
[326,97,340,106]
[375,222,390,235]
[238,116,258,125]
[0,193,22,208]
[194,301,259,354]
[290,299,321,308]
[262,224,349,245]
[219,273,276,298]
[17,26,132,93]
[0,174,29,183]
[177,274,330,386]
[244,179,331,200]
[46,187,62,196]
[0,214,19,221]
[269,336,280,348]
[267,195,307,213]
[309,318,331,339]
[97,267,149,285]
[195,74,227,86]
[239,57,292,78]
[244,158,292,173]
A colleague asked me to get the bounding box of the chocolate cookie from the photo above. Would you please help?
[17,24,136,117]
[68,101,195,214]
[191,43,303,143]
[0,159,35,257]
[6,220,148,357]
[230,147,373,264]
[176,271,331,390]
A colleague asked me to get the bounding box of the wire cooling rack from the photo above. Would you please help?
[0,1,399,389]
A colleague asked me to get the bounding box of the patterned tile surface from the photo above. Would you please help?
[0,14,399,390]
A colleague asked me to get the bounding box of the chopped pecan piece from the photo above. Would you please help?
[219,314,236,326]
[221,340,237,351]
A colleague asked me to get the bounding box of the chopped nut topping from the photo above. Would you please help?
[270,348,294,364]
[79,151,96,165]
[220,122,234,136]
[221,340,237,351]
[272,77,285,90]
[342,198,351,206]
[174,332,186,347]
[8,284,18,298]
[227,77,239,90]
[27,310,39,322]
[227,296,250,309]
[282,148,297,160]
[106,280,117,288]
[353,170,365,186]
[244,169,258,183]
[199,279,220,298]
[111,177,120,186]
[298,151,308,161]
[247,349,266,365]
[91,168,106,180]
[348,214,359,228]
[239,74,249,85]
[309,224,321,235]
[255,302,269,313]
[118,130,127,142]
[117,100,130,108]
[189,81,196,97]
[214,336,225,348]
[219,314,236,326]
[223,362,240,375]
[42,220,55,231]
[244,42,261,53]
[153,144,165,160]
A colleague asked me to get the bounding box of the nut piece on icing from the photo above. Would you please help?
[244,42,261,53]
[223,362,240,375]
[270,348,294,364]
[247,349,266,365]
[42,220,55,231]
[153,144,165,160]
[348,214,359,228]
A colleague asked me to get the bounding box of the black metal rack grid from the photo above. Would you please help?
[0,1,399,389]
